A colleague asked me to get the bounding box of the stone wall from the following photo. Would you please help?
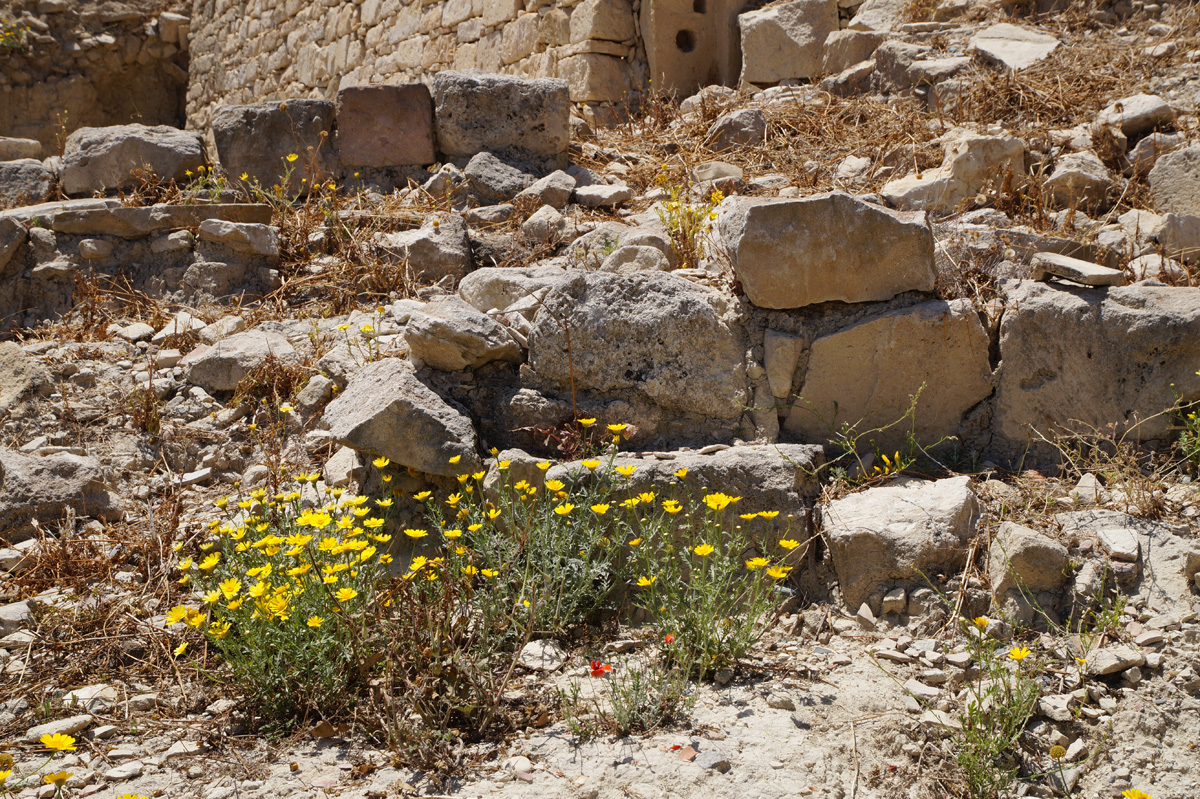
[186,0,757,134]
[0,0,191,154]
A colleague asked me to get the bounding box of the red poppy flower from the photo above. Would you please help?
[589,660,612,677]
[663,634,675,644]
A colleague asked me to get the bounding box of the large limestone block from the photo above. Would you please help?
[544,443,826,512]
[1157,213,1200,263]
[0,450,123,544]
[558,54,633,103]
[335,84,435,168]
[404,297,523,371]
[993,280,1200,449]
[738,0,839,84]
[785,300,993,445]
[881,132,1025,216]
[323,358,481,476]
[185,330,300,393]
[718,192,935,309]
[526,272,748,420]
[457,265,567,313]
[432,71,570,164]
[569,0,636,43]
[212,100,336,194]
[823,476,980,610]
[373,214,472,284]
[0,160,54,207]
[61,125,205,195]
[1148,144,1200,217]
[969,24,1059,71]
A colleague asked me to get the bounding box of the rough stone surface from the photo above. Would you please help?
[718,192,935,309]
[847,0,906,32]
[0,159,55,207]
[323,358,481,477]
[516,170,576,209]
[463,152,534,205]
[405,297,523,371]
[969,24,1059,70]
[823,476,980,610]
[738,0,840,84]
[545,444,826,514]
[1043,151,1112,210]
[0,341,47,412]
[786,300,992,445]
[185,330,300,393]
[0,217,25,277]
[526,272,747,420]
[335,83,434,168]
[0,138,42,160]
[988,521,1070,606]
[1148,144,1200,217]
[374,215,472,284]
[432,71,570,164]
[993,281,1200,453]
[1086,644,1146,677]
[881,132,1025,216]
[518,639,567,671]
[1030,252,1125,286]
[1096,93,1176,139]
[573,183,633,207]
[197,220,280,259]
[457,265,566,313]
[599,244,670,273]
[821,30,884,75]
[0,450,123,543]
[705,109,768,152]
[1157,213,1200,263]
[212,100,336,194]
[61,124,205,195]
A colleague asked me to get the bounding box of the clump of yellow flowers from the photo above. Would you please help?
[167,470,395,716]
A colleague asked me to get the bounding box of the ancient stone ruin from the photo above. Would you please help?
[0,1,1199,797]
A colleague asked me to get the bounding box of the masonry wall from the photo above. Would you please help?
[0,0,191,153]
[185,0,671,134]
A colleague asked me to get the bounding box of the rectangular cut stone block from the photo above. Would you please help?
[1030,252,1125,287]
[336,84,435,168]
[785,300,993,447]
[718,192,936,309]
[432,71,570,164]
[47,204,273,238]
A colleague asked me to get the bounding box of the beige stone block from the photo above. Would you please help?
[442,0,474,27]
[362,0,384,26]
[557,53,631,102]
[453,41,477,69]
[502,13,540,65]
[539,8,570,46]
[786,300,993,446]
[569,0,636,43]
[483,0,522,27]
[475,30,503,72]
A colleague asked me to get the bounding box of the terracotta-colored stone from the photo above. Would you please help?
[335,84,435,168]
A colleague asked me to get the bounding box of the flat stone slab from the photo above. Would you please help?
[1031,252,1125,287]
[970,23,1059,70]
[47,204,273,238]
